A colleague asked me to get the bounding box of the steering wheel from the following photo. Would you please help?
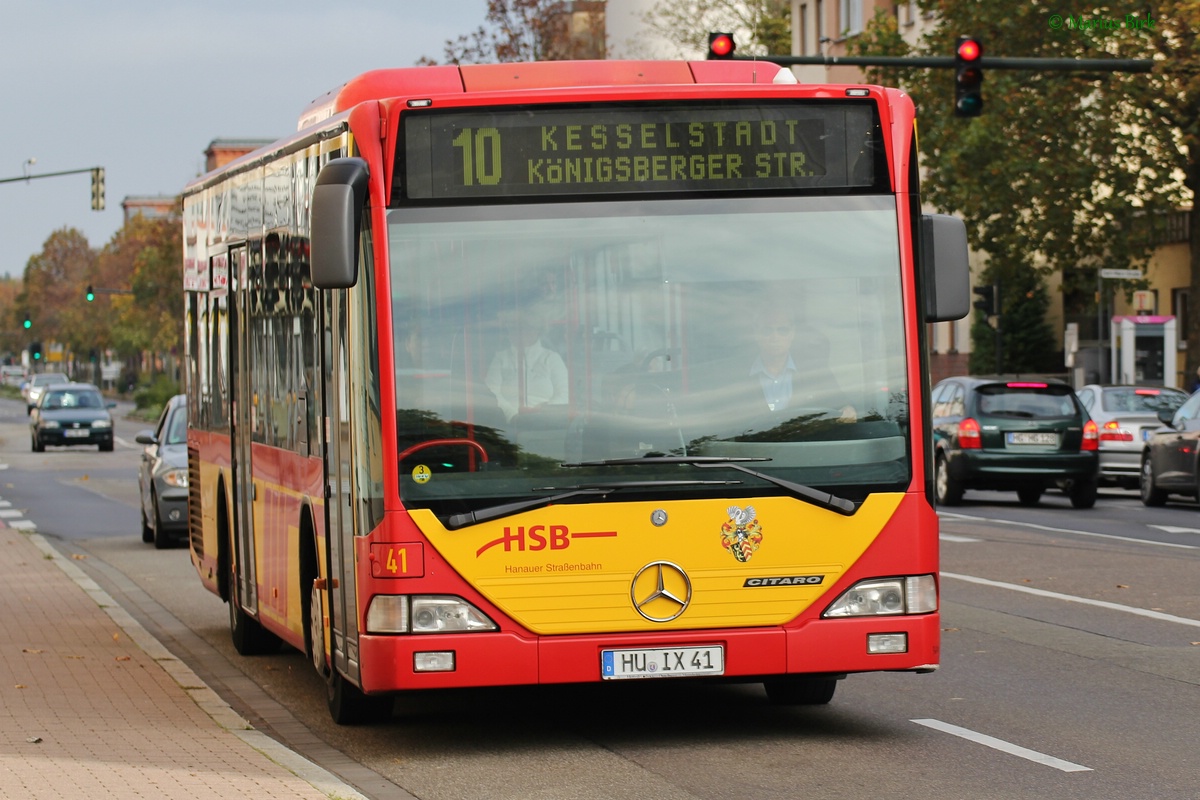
[398,438,489,471]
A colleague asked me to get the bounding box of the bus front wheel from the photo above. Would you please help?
[327,668,393,725]
[763,675,839,705]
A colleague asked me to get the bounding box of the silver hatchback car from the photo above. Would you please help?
[1075,384,1189,488]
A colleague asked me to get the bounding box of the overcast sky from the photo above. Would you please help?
[0,0,487,278]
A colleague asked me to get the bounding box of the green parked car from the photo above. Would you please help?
[930,376,1100,508]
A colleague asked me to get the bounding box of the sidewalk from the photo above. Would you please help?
[0,520,369,800]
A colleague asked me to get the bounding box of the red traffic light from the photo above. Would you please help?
[707,32,736,60]
[956,38,981,62]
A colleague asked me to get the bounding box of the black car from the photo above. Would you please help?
[1140,390,1200,506]
[30,382,115,452]
[931,376,1099,508]
[136,394,188,548]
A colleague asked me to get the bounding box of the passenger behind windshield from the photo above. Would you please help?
[746,303,856,423]
[485,308,568,423]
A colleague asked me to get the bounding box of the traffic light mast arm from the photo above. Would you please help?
[0,166,106,184]
[708,52,1152,72]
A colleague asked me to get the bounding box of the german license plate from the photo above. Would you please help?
[1007,432,1057,445]
[601,645,724,680]
[63,429,89,438]
[1143,429,1153,442]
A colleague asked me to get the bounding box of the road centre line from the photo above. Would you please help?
[1149,525,1200,535]
[942,572,1200,629]
[939,512,1197,550]
[911,718,1092,773]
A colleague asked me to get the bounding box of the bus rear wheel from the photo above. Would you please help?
[763,675,839,705]
[226,527,280,656]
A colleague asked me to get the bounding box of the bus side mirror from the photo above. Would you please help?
[920,214,970,323]
[311,157,369,289]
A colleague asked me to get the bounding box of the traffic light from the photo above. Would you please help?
[954,36,984,117]
[30,342,42,361]
[972,284,996,316]
[23,317,31,330]
[707,32,736,60]
[86,285,95,302]
[91,167,105,211]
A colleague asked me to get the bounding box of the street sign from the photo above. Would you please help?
[1099,268,1143,279]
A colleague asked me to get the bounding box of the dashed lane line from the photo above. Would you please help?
[939,512,1197,550]
[942,571,1200,629]
[912,718,1092,773]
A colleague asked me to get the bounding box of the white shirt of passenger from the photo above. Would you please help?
[486,340,568,421]
[750,355,796,412]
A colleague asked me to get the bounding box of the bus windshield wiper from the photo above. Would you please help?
[445,479,741,530]
[562,456,857,516]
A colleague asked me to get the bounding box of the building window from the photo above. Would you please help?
[1173,288,1189,343]
[840,0,863,36]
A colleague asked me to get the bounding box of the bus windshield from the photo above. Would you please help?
[389,195,908,516]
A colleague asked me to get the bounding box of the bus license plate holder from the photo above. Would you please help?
[601,645,724,680]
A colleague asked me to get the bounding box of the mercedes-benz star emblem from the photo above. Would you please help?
[630,561,691,622]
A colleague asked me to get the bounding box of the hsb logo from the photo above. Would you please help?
[476,525,617,557]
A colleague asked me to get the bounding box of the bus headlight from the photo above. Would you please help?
[365,595,498,634]
[823,575,937,618]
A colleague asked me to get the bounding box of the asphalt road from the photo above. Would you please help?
[1,396,1197,799]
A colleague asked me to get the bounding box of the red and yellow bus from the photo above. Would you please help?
[183,60,969,724]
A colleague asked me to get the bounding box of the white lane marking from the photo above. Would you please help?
[1149,525,1200,535]
[8,520,36,530]
[943,572,1200,629]
[940,534,981,543]
[912,718,1092,773]
[939,512,1196,550]
[0,509,22,518]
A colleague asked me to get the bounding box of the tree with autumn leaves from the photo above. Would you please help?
[3,208,182,390]
[848,2,1197,375]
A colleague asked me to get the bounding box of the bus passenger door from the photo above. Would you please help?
[323,288,360,682]
[229,245,259,615]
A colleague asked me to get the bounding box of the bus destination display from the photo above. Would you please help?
[402,103,880,200]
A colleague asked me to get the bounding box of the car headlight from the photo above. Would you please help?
[365,595,497,634]
[161,469,188,488]
[824,575,938,618]
[40,420,60,429]
[91,419,113,429]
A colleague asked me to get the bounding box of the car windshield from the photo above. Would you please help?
[165,408,187,444]
[43,389,103,410]
[387,195,910,513]
[977,386,1078,419]
[33,374,67,387]
[1102,387,1187,413]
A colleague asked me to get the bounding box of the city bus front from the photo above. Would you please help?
[321,90,947,703]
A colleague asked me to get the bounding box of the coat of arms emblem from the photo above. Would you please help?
[720,505,763,562]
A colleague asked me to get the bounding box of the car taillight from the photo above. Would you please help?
[1099,419,1133,442]
[1082,419,1099,451]
[958,417,982,449]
